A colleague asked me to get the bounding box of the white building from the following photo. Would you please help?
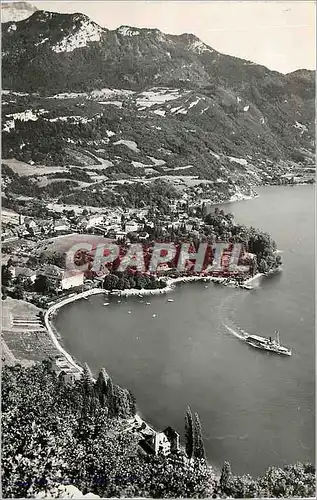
[2,209,24,225]
[108,213,122,225]
[24,217,38,230]
[125,220,139,233]
[115,230,127,240]
[87,214,105,228]
[38,265,84,290]
[13,267,37,283]
[61,271,84,290]
[54,218,70,234]
[145,432,171,456]
[52,357,82,385]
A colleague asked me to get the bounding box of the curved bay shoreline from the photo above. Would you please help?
[45,272,264,374]
[43,270,277,473]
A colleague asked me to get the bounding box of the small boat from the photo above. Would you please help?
[146,302,151,305]
[128,311,131,314]
[167,298,174,302]
[117,300,121,303]
[103,303,110,306]
[152,314,156,318]
[245,331,291,356]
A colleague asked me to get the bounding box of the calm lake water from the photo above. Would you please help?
[55,185,315,476]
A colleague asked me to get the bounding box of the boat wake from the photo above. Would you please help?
[218,290,251,341]
[217,277,292,355]
[223,322,246,340]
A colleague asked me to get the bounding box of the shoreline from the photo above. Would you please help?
[44,279,228,469]
[43,272,263,471]
[208,191,259,207]
[44,273,263,373]
[39,269,270,471]
[44,288,105,374]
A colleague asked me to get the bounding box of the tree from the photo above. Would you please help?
[24,278,34,292]
[11,285,24,300]
[225,212,234,223]
[275,254,282,268]
[128,390,137,416]
[184,406,195,459]
[1,362,315,499]
[103,274,120,291]
[34,275,56,295]
[220,461,233,495]
[229,474,259,498]
[128,277,136,289]
[248,231,272,258]
[258,259,269,273]
[14,274,24,286]
[194,413,206,460]
[104,377,114,417]
[42,358,54,373]
[80,362,94,406]
[1,265,12,287]
[201,202,207,218]
[95,368,109,406]
[257,463,316,498]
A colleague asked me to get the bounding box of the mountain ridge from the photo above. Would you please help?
[4,9,313,94]
[1,8,315,209]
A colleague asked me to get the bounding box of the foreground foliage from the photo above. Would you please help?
[1,362,315,498]
[217,461,316,498]
[2,362,215,498]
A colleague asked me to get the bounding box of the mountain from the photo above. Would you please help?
[2,10,314,93]
[1,1,37,23]
[1,10,315,208]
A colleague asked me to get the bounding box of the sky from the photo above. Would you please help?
[28,1,316,74]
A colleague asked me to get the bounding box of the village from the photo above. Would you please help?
[2,197,254,459]
[1,194,257,298]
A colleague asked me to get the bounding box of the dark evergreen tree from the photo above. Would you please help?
[42,358,53,374]
[1,265,12,287]
[194,413,206,460]
[184,406,195,459]
[128,389,137,416]
[220,461,233,495]
[11,285,24,300]
[80,362,94,409]
[88,395,100,416]
[106,377,115,417]
[94,367,109,406]
[57,371,66,388]
[201,202,207,218]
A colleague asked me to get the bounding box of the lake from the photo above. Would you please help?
[55,185,315,477]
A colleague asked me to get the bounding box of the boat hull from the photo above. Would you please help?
[245,340,291,356]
